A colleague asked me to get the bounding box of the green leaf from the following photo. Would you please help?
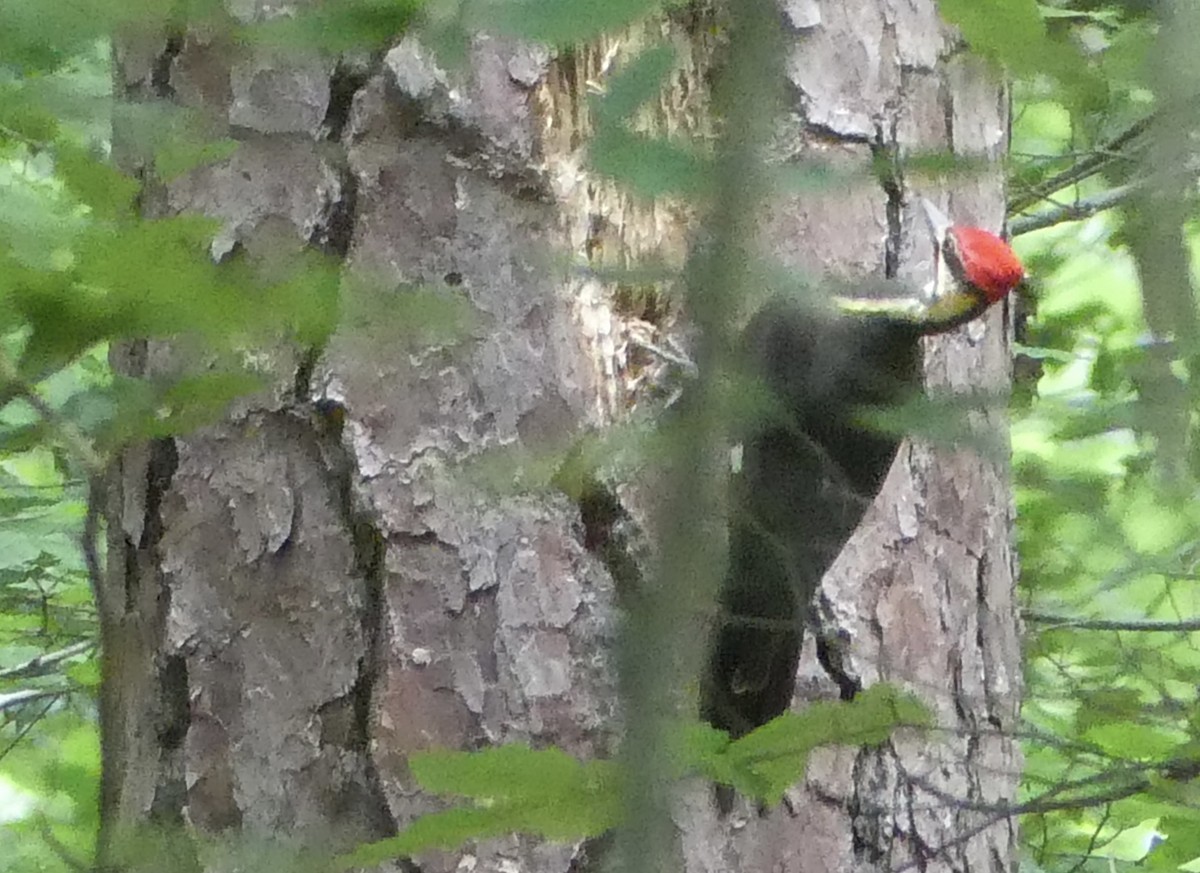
[99,370,265,448]
[411,743,587,799]
[335,745,622,867]
[937,0,1101,109]
[0,82,60,144]
[938,0,1046,65]
[63,658,99,690]
[1082,722,1183,762]
[589,127,710,198]
[586,46,712,195]
[155,137,239,182]
[242,0,425,52]
[1074,687,1144,733]
[0,177,87,272]
[0,423,50,455]
[336,808,513,869]
[110,102,239,181]
[1092,817,1163,862]
[592,45,677,126]
[701,685,931,805]
[484,0,664,45]
[339,278,479,351]
[55,145,138,218]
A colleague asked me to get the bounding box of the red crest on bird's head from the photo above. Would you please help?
[947,225,1025,303]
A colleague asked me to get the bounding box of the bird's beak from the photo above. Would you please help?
[919,197,952,247]
[918,197,952,303]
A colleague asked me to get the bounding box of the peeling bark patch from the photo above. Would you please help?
[513,630,571,697]
[186,706,243,832]
[378,667,474,753]
[229,50,332,136]
[784,1,894,138]
[167,137,342,261]
[156,417,372,835]
[497,527,582,628]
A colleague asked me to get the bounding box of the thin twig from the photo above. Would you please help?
[1009,184,1138,236]
[0,351,105,477]
[627,336,698,376]
[903,767,1149,818]
[1009,114,1154,216]
[0,688,65,713]
[1025,611,1200,632]
[37,815,89,872]
[83,475,109,623]
[1068,804,1113,873]
[0,641,94,681]
[0,696,58,762]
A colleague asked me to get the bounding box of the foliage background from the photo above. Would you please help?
[1,0,1198,871]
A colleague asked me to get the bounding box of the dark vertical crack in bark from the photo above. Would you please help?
[350,520,386,755]
[871,122,905,281]
[128,437,179,615]
[975,553,1004,731]
[940,75,956,157]
[903,774,933,873]
[314,398,402,844]
[324,62,370,143]
[139,438,180,551]
[149,654,191,825]
[150,33,185,100]
[569,473,646,602]
[850,753,885,864]
[143,439,186,828]
[814,629,861,702]
[297,64,365,403]
[98,435,186,867]
[553,468,636,871]
[316,63,364,261]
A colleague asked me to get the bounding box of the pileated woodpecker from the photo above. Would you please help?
[701,198,1024,739]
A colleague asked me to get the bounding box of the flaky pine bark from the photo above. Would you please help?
[675,11,1022,873]
[101,2,1019,873]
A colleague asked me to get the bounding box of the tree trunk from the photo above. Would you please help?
[101,2,1020,872]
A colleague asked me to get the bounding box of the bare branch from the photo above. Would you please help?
[0,350,105,477]
[0,688,65,713]
[1009,114,1153,215]
[1025,611,1200,632]
[1068,804,1114,873]
[37,816,89,873]
[0,641,94,682]
[1009,184,1138,236]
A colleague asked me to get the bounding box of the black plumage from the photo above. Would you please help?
[701,300,923,738]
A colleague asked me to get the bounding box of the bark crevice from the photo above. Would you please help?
[317,398,399,839]
[150,32,184,100]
